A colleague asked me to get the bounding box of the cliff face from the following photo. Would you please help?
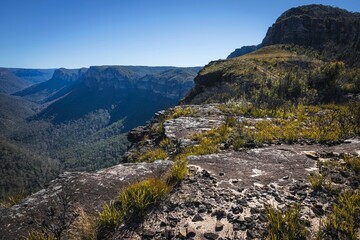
[35,66,200,132]
[262,4,360,65]
[84,66,198,99]
[13,68,87,103]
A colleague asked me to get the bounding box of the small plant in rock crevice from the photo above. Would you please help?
[308,173,324,191]
[265,204,308,240]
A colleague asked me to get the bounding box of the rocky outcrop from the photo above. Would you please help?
[0,161,172,239]
[227,45,259,59]
[262,4,360,65]
[114,104,360,239]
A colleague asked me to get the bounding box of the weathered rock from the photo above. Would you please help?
[179,227,187,238]
[187,227,197,237]
[142,229,156,238]
[0,161,172,239]
[192,214,204,222]
[127,126,149,143]
[204,232,219,240]
[215,221,224,231]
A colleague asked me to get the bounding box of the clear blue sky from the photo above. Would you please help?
[0,0,359,68]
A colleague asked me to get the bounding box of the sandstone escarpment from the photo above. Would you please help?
[262,4,360,65]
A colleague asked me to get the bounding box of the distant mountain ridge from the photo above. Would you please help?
[0,68,54,94]
[14,68,87,103]
[34,65,200,131]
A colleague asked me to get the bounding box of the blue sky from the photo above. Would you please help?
[0,0,359,68]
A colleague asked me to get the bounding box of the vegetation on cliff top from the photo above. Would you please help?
[183,45,360,106]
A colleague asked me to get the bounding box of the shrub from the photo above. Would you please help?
[171,107,192,119]
[308,174,324,191]
[166,156,188,185]
[137,148,167,162]
[119,178,170,218]
[344,155,360,173]
[319,190,360,240]
[71,207,97,240]
[97,202,123,233]
[265,205,308,240]
[24,230,54,240]
[0,190,28,208]
[159,138,173,151]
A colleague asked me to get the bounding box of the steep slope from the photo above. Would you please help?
[13,68,87,103]
[0,138,59,198]
[183,5,360,105]
[0,93,40,134]
[2,104,359,239]
[183,45,322,105]
[36,66,200,132]
[262,4,360,66]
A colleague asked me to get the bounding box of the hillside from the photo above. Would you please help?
[0,69,33,94]
[183,44,359,106]
[0,138,59,198]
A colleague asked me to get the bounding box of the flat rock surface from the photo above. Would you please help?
[188,142,360,189]
[0,161,172,240]
[115,140,360,240]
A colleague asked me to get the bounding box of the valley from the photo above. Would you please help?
[0,66,200,198]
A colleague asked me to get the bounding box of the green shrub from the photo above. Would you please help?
[320,190,360,240]
[0,190,28,208]
[167,156,188,185]
[344,155,360,173]
[171,107,192,119]
[265,205,308,240]
[308,174,324,191]
[159,138,173,151]
[24,230,54,240]
[137,148,167,162]
[97,202,123,233]
[119,178,170,218]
